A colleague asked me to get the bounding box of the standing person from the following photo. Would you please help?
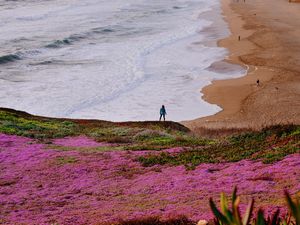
[256,79,260,86]
[159,105,167,121]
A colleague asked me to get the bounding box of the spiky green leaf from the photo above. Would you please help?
[232,196,242,225]
[242,199,254,225]
[270,209,280,225]
[256,209,266,225]
[210,197,230,225]
[285,191,300,225]
[221,192,229,214]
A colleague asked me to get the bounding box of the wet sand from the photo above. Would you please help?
[184,0,300,131]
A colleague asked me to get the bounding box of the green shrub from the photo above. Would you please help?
[0,111,76,138]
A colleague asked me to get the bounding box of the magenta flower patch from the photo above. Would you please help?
[0,134,299,224]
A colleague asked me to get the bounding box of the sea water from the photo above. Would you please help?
[0,0,245,121]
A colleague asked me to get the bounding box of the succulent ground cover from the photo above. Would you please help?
[138,124,300,169]
[0,108,299,224]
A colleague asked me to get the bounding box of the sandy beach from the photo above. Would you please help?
[184,0,300,131]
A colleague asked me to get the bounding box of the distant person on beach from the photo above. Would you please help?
[159,105,167,121]
[257,79,260,86]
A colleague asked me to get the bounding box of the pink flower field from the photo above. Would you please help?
[0,134,299,224]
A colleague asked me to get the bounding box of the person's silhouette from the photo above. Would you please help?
[159,105,167,121]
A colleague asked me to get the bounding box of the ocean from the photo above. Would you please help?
[0,0,245,121]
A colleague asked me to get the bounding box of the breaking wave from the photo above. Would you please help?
[0,54,21,64]
[45,39,72,48]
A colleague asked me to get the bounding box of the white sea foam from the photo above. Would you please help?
[0,0,246,121]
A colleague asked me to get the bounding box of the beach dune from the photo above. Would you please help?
[184,0,300,131]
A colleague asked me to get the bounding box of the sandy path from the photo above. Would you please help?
[184,0,300,131]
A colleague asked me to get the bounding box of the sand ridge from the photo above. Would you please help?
[184,0,300,131]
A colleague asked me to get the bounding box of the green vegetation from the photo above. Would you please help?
[0,108,207,150]
[0,108,299,169]
[0,110,77,138]
[54,156,78,165]
[138,125,300,168]
[48,145,124,152]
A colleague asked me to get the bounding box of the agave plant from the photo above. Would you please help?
[209,187,254,225]
[210,188,300,225]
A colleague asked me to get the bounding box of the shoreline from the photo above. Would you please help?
[183,0,300,131]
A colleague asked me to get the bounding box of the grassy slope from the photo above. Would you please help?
[0,107,299,169]
[0,108,299,224]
